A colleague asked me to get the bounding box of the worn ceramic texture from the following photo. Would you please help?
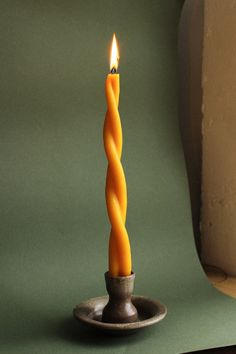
[102,272,138,323]
[74,295,167,334]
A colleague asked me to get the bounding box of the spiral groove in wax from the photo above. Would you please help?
[103,74,132,276]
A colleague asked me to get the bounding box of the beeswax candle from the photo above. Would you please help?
[103,34,132,276]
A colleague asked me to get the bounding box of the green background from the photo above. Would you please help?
[0,1,236,353]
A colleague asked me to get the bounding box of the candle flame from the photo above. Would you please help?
[110,33,119,72]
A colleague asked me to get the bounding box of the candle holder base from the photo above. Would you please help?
[73,295,167,335]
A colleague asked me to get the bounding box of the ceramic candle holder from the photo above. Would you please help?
[74,271,167,334]
[102,271,138,323]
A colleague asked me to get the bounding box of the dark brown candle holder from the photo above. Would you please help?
[102,271,138,323]
[73,271,167,335]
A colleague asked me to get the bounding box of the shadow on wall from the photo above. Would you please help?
[178,0,204,257]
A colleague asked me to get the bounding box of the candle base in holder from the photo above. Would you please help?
[102,271,138,323]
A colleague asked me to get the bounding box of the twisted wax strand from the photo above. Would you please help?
[103,75,132,276]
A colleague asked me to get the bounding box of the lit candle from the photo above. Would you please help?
[103,34,132,276]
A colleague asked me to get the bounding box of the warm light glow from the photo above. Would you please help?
[110,33,119,72]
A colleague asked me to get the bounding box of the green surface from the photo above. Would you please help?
[0,1,236,353]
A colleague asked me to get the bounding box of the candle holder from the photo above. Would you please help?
[73,271,167,335]
[102,271,138,323]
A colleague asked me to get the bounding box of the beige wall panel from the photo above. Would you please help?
[201,0,236,275]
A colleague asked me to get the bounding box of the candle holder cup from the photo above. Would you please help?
[102,271,138,323]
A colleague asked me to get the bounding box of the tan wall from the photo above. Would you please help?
[201,0,236,275]
[179,0,236,275]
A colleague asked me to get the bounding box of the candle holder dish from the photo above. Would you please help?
[73,272,167,335]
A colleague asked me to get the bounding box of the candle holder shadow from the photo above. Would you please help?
[73,272,167,335]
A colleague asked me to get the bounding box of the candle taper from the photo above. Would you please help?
[103,34,132,276]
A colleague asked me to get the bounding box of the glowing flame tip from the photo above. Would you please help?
[110,33,119,72]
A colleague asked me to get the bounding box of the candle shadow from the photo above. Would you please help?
[56,317,151,348]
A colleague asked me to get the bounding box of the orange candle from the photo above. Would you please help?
[103,34,132,276]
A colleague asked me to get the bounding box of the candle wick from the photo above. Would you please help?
[110,67,117,74]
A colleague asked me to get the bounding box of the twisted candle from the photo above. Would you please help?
[103,35,132,276]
